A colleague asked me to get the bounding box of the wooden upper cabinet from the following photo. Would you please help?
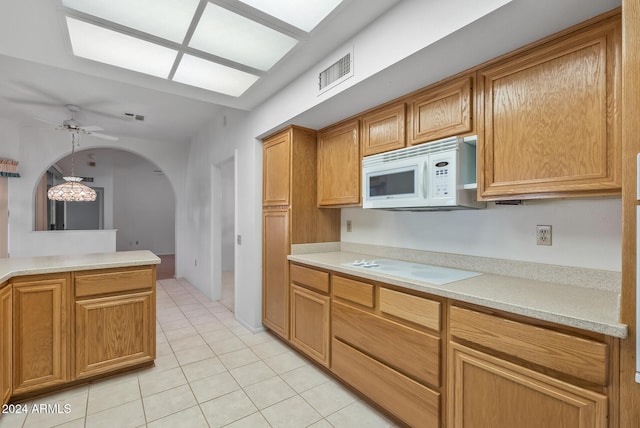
[408,75,473,145]
[361,102,406,156]
[477,16,621,200]
[263,131,291,207]
[317,120,361,207]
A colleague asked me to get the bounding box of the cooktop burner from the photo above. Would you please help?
[344,259,481,285]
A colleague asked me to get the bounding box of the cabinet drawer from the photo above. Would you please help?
[379,287,440,331]
[333,301,440,387]
[75,268,154,298]
[290,264,329,294]
[332,338,439,428]
[332,275,374,308]
[449,306,608,385]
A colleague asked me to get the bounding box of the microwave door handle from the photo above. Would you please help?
[422,161,428,198]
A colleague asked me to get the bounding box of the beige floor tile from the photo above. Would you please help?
[159,317,192,331]
[175,344,216,365]
[300,380,357,416]
[250,339,289,359]
[229,361,276,387]
[190,371,240,403]
[142,384,197,422]
[325,401,395,428]
[147,406,208,428]
[156,341,174,356]
[163,326,198,341]
[214,311,235,321]
[87,377,141,415]
[22,392,88,428]
[201,328,235,345]
[150,352,180,372]
[88,371,139,391]
[193,320,227,334]
[239,331,273,347]
[261,395,322,428]
[218,348,260,370]
[181,356,227,383]
[85,399,145,428]
[138,366,187,397]
[209,337,247,355]
[168,334,207,352]
[307,420,333,428]
[263,350,307,374]
[0,407,28,428]
[242,376,297,409]
[52,418,85,428]
[199,390,257,428]
[228,324,251,336]
[224,412,271,428]
[281,364,331,393]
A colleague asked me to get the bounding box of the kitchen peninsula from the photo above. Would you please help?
[0,250,159,405]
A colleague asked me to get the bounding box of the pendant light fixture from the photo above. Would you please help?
[47,132,97,202]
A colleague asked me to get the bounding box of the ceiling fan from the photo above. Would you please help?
[36,104,119,141]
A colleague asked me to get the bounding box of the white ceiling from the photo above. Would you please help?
[0,0,399,143]
[0,0,623,147]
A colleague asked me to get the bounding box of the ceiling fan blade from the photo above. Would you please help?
[90,132,119,141]
[34,117,62,126]
[3,97,62,108]
[80,125,104,132]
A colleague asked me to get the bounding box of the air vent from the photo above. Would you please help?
[124,112,145,121]
[318,50,353,94]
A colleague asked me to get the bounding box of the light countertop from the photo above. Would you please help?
[0,250,160,283]
[288,251,626,338]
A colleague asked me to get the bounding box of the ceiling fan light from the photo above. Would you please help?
[47,176,97,202]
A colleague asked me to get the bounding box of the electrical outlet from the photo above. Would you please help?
[536,225,552,246]
[346,220,352,232]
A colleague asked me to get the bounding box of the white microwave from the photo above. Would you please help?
[362,136,485,210]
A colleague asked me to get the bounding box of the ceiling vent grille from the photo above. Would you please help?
[318,51,352,93]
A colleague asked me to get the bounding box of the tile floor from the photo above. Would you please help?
[0,278,396,428]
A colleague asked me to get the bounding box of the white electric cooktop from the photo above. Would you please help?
[343,258,481,285]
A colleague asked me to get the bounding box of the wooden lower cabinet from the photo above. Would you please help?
[263,209,290,339]
[75,291,154,379]
[12,274,71,395]
[290,284,330,367]
[449,343,607,428]
[0,283,11,405]
[332,338,440,427]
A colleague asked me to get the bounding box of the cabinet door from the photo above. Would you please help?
[12,275,70,394]
[449,343,607,428]
[75,291,154,379]
[262,209,290,339]
[361,103,406,156]
[408,75,473,145]
[290,284,330,367]
[0,284,11,405]
[478,18,621,199]
[317,120,361,206]
[263,131,291,207]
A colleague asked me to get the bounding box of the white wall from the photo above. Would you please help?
[220,157,235,272]
[6,126,187,265]
[342,199,621,271]
[113,159,175,255]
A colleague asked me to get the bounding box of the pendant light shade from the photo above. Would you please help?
[47,176,97,201]
[47,133,96,202]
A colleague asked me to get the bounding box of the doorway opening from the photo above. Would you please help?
[213,155,236,312]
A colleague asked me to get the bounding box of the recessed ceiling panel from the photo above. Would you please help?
[238,0,344,32]
[62,0,200,43]
[66,17,178,79]
[189,3,298,71]
[173,54,260,97]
